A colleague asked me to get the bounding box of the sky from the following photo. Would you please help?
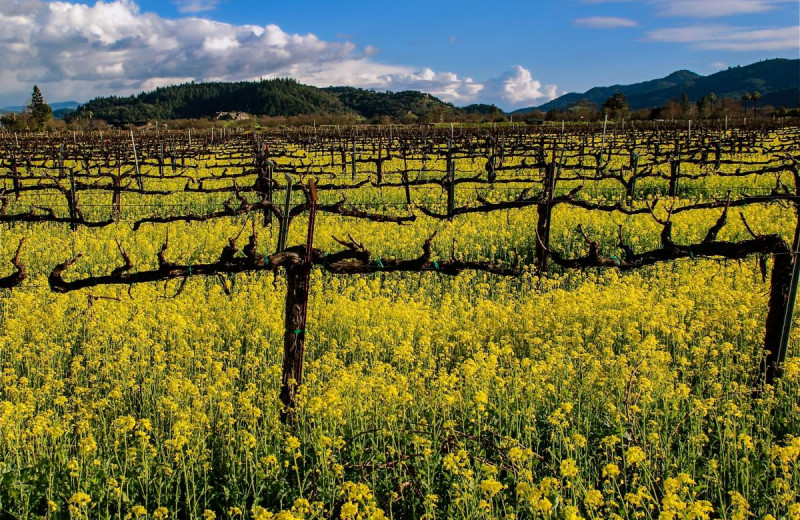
[0,0,797,110]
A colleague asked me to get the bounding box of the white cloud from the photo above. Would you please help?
[647,24,800,50]
[574,16,638,28]
[655,0,787,17]
[286,61,556,109]
[371,69,484,103]
[583,0,795,17]
[361,45,380,57]
[710,61,727,69]
[0,0,558,110]
[172,0,219,14]
[481,66,558,107]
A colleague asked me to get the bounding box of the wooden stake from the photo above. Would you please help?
[280,179,318,424]
[130,130,142,190]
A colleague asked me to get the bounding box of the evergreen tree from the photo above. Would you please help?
[602,92,630,119]
[27,85,52,130]
[679,92,691,117]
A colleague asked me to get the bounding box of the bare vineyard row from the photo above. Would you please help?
[1,123,798,421]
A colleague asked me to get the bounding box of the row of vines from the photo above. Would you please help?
[0,120,798,520]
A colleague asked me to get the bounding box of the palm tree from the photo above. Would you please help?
[741,92,752,113]
[752,91,761,116]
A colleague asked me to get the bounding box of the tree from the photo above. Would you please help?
[679,92,691,118]
[696,92,717,118]
[741,92,752,113]
[719,97,743,117]
[752,91,761,116]
[566,99,598,121]
[602,92,630,120]
[661,99,682,119]
[27,85,52,130]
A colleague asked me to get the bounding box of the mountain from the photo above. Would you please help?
[73,79,351,123]
[514,58,799,113]
[461,104,507,115]
[52,107,77,119]
[323,87,461,121]
[526,70,701,113]
[73,80,466,124]
[1,101,80,114]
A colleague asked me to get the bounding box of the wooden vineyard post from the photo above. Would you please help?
[401,147,412,206]
[763,249,794,385]
[280,179,318,424]
[669,157,680,197]
[10,148,20,199]
[62,144,78,232]
[276,174,294,253]
[254,139,274,225]
[446,139,455,218]
[535,147,559,274]
[768,191,800,384]
[112,175,122,222]
[351,136,357,180]
[628,149,639,202]
[486,136,497,184]
[266,160,274,225]
[340,139,347,174]
[159,142,165,177]
[376,137,383,185]
[130,130,142,190]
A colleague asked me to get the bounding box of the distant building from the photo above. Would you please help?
[216,111,251,121]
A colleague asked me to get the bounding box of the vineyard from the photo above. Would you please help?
[0,121,798,520]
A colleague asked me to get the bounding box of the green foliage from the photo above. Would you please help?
[75,79,353,124]
[325,86,461,122]
[602,92,630,119]
[27,85,52,130]
[603,92,628,111]
[73,80,501,125]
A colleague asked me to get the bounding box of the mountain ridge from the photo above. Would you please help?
[1,101,80,114]
[514,58,799,113]
[14,59,797,124]
[69,80,485,124]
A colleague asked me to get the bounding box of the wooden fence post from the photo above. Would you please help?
[669,157,680,197]
[628,150,639,202]
[536,147,559,274]
[277,174,294,253]
[280,179,318,424]
[446,139,455,218]
[130,130,142,191]
[768,199,800,384]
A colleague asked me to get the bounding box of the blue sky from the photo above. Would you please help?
[0,0,797,109]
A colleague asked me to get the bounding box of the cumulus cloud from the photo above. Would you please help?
[0,0,558,110]
[480,66,558,108]
[0,0,357,100]
[574,16,638,28]
[290,62,556,109]
[646,24,799,50]
[369,69,484,103]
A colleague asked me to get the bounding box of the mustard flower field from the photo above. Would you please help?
[0,124,798,519]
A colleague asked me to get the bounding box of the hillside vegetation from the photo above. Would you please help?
[72,80,483,124]
[517,58,799,113]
